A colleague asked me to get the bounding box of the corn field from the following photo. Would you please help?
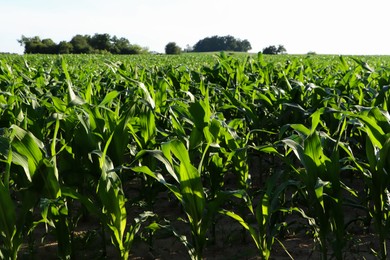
[1,52,390,259]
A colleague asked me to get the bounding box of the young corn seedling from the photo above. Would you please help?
[220,169,296,260]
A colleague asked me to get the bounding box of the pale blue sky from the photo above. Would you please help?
[1,0,389,54]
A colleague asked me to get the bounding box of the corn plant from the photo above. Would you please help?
[220,169,296,260]
[93,134,133,260]
[131,137,243,259]
[282,109,347,260]
[346,107,390,259]
[0,124,67,259]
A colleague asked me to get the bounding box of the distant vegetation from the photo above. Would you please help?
[18,33,149,54]
[165,42,182,55]
[192,35,252,52]
[17,33,288,55]
[261,45,287,55]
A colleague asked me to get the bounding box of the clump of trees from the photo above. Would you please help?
[165,42,182,55]
[18,33,149,54]
[262,45,287,55]
[192,35,252,52]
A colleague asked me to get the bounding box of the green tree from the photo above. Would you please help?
[277,44,287,54]
[126,44,149,54]
[70,35,92,54]
[58,41,73,54]
[262,45,287,55]
[89,33,112,52]
[165,42,182,54]
[193,35,251,52]
[111,37,132,54]
[18,35,44,54]
[41,38,58,54]
[240,40,252,52]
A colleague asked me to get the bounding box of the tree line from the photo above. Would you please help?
[166,37,286,55]
[18,33,149,54]
[18,33,287,55]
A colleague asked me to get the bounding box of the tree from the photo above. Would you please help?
[18,36,59,54]
[41,38,58,54]
[262,45,277,54]
[262,45,287,55]
[277,45,287,54]
[89,33,111,52]
[58,41,73,54]
[165,42,181,55]
[110,37,146,54]
[193,35,252,52]
[18,33,149,55]
[125,44,149,55]
[18,35,43,54]
[240,40,252,52]
[70,35,92,54]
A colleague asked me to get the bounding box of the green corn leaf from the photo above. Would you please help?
[179,162,205,222]
[61,187,101,218]
[0,180,16,247]
[189,101,207,129]
[84,79,93,104]
[219,209,260,249]
[310,108,325,134]
[96,163,127,256]
[61,57,85,106]
[257,93,273,107]
[134,149,178,183]
[131,165,183,202]
[41,159,61,198]
[377,135,390,172]
[290,124,311,136]
[9,125,44,182]
[365,137,378,173]
[169,107,186,137]
[304,133,329,170]
[99,90,120,107]
[153,139,209,258]
[163,140,206,221]
[339,55,349,72]
[250,144,280,155]
[51,96,67,113]
[140,108,156,145]
[282,138,304,165]
[314,178,330,211]
[358,116,385,148]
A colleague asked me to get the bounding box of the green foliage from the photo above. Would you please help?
[18,34,149,54]
[165,42,182,55]
[193,35,252,52]
[132,139,208,259]
[1,53,390,259]
[262,44,287,55]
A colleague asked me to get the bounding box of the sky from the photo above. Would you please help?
[1,0,390,55]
